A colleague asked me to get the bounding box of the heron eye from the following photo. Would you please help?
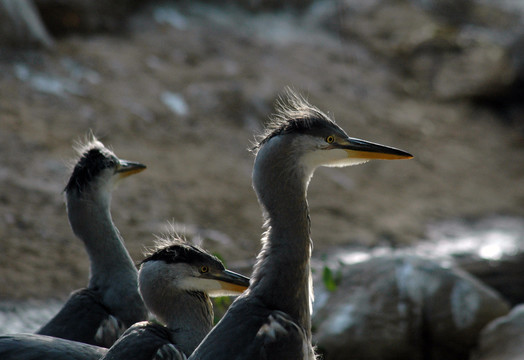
[200,266,209,273]
[326,135,335,144]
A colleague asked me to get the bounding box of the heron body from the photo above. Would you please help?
[0,239,250,360]
[0,333,105,360]
[36,137,148,347]
[101,322,186,360]
[190,91,412,360]
[102,238,250,360]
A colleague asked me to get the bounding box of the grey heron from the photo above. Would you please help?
[189,90,413,360]
[0,237,250,360]
[102,237,250,359]
[36,137,148,347]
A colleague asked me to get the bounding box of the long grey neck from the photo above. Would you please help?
[139,261,214,355]
[250,138,313,340]
[163,291,213,355]
[66,191,138,292]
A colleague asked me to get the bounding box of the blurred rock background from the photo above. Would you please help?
[1,0,524,359]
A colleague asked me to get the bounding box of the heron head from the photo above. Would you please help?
[140,240,250,299]
[65,136,146,196]
[254,89,412,175]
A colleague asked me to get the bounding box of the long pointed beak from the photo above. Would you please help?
[116,160,147,178]
[205,269,250,294]
[341,137,413,160]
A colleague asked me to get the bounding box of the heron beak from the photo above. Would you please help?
[205,269,250,294]
[340,137,413,160]
[116,160,147,179]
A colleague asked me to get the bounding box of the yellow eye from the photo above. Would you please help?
[200,265,209,273]
[326,135,335,144]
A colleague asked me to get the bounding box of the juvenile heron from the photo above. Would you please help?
[102,237,250,359]
[37,137,148,347]
[0,238,250,360]
[189,90,413,359]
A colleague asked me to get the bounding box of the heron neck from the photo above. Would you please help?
[66,192,138,291]
[149,288,213,355]
[250,140,313,339]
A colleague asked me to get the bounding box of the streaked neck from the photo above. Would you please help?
[250,138,313,339]
[164,291,214,355]
[66,192,137,290]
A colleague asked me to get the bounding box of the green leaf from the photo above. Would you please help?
[322,265,340,292]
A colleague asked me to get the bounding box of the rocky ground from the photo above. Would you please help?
[1,0,524,307]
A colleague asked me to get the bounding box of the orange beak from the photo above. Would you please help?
[341,137,413,160]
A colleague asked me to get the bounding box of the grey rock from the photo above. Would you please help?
[457,252,524,307]
[418,216,524,306]
[471,304,524,360]
[315,0,524,99]
[312,254,509,360]
[33,0,142,35]
[432,39,516,99]
[0,0,52,48]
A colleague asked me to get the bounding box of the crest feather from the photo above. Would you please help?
[252,88,337,153]
[140,227,223,269]
[64,133,117,194]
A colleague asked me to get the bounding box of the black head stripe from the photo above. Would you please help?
[65,146,117,193]
[141,242,223,269]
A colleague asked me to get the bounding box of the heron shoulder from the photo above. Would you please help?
[102,322,182,360]
[0,333,107,360]
[37,288,125,347]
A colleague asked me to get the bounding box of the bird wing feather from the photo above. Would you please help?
[37,288,124,347]
[102,321,186,360]
[190,300,311,360]
[0,333,107,360]
[256,311,311,360]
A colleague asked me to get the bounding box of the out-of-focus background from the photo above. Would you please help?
[1,0,524,359]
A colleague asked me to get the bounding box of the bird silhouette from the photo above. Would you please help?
[190,90,412,360]
[37,136,148,347]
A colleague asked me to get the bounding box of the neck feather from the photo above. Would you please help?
[66,192,137,290]
[140,263,214,355]
[250,138,314,339]
[165,291,213,354]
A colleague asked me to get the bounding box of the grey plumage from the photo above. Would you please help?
[102,237,250,359]
[101,321,186,360]
[0,238,250,360]
[190,90,412,360]
[37,137,148,347]
[0,333,106,360]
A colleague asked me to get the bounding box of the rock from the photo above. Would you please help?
[471,304,524,360]
[323,0,443,59]
[0,0,53,48]
[314,0,523,99]
[188,0,314,12]
[417,216,524,306]
[458,254,524,307]
[312,254,509,360]
[33,0,143,35]
[410,0,473,26]
[431,39,516,99]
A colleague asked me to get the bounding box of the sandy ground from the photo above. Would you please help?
[1,4,524,300]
